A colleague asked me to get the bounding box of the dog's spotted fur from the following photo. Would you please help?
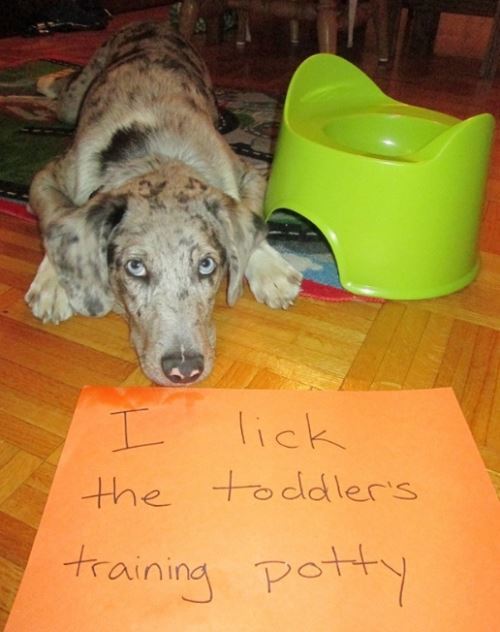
[25,21,302,385]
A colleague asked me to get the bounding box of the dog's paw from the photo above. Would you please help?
[25,257,74,324]
[245,242,302,309]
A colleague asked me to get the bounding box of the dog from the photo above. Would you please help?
[25,20,302,386]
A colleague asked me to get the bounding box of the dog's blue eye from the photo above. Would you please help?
[198,256,217,276]
[125,259,147,278]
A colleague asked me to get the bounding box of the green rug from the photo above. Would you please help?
[0,60,77,200]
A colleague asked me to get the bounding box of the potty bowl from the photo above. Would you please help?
[264,54,495,299]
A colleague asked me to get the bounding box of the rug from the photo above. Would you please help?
[0,60,378,303]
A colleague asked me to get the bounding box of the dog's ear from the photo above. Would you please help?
[43,193,128,316]
[204,175,268,306]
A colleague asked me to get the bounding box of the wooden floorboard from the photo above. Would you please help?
[0,4,499,624]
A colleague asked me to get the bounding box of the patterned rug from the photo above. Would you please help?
[0,60,377,303]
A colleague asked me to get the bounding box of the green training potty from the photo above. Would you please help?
[264,54,495,299]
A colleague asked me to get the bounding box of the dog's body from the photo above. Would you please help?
[26,21,301,385]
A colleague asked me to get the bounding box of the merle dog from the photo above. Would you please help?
[25,21,302,385]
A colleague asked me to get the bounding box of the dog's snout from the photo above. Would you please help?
[161,351,204,384]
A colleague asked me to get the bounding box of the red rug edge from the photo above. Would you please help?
[0,198,37,223]
[300,279,384,303]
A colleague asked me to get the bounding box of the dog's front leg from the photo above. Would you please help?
[25,159,76,324]
[25,255,74,324]
[245,241,302,309]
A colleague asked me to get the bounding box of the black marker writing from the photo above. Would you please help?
[110,408,164,452]
[212,469,418,504]
[63,544,213,604]
[81,476,172,509]
[238,412,346,451]
[255,544,407,607]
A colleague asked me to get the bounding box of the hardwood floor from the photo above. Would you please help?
[1,5,500,627]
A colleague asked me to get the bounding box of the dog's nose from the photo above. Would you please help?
[161,352,204,384]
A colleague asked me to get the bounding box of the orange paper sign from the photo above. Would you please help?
[5,387,500,631]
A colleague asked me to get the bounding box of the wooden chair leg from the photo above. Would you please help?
[317,0,338,53]
[179,0,201,38]
[288,0,300,44]
[481,0,500,79]
[406,7,439,56]
[370,0,390,62]
[236,9,249,46]
[386,0,403,58]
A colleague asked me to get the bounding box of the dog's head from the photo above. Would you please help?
[45,164,267,385]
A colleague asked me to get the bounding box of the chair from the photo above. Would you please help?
[264,54,495,299]
[391,0,500,78]
[179,0,391,62]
